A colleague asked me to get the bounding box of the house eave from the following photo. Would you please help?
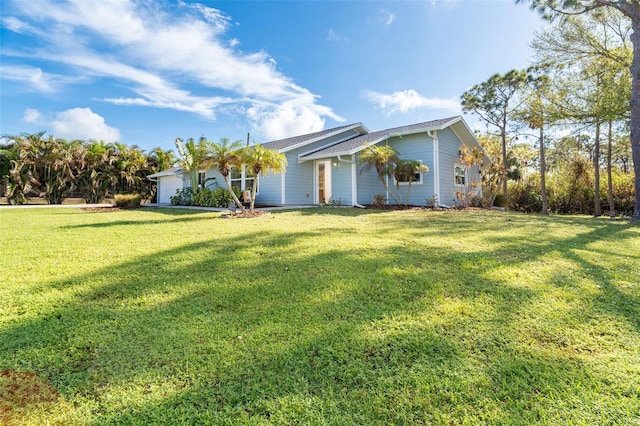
[275,122,368,153]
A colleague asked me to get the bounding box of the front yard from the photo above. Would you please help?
[1,207,638,424]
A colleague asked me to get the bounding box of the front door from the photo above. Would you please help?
[316,160,331,204]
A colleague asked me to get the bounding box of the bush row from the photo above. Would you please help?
[170,187,243,208]
[508,169,635,215]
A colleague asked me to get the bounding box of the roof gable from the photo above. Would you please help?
[261,123,368,153]
[300,116,465,160]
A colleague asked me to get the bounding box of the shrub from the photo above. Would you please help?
[114,193,141,209]
[493,193,507,208]
[170,188,194,206]
[192,187,243,208]
[508,179,542,213]
[372,194,386,208]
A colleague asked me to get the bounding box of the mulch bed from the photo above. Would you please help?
[80,207,122,212]
[220,211,270,219]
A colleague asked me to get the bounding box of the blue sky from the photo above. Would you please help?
[0,0,548,152]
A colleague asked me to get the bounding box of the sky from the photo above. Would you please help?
[0,0,549,153]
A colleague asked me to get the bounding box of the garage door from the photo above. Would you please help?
[158,176,183,204]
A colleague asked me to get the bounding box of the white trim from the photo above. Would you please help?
[454,163,466,186]
[281,172,286,205]
[315,160,332,204]
[429,130,440,204]
[351,154,357,206]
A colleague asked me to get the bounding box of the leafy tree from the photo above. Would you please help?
[241,144,287,211]
[517,0,640,220]
[359,145,401,204]
[461,70,532,197]
[515,69,556,215]
[531,10,631,216]
[455,145,485,208]
[204,138,246,211]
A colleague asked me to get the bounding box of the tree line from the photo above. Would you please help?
[463,7,635,217]
[0,132,175,205]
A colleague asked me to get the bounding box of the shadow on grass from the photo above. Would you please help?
[1,210,637,424]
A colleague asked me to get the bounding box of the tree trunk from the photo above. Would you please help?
[250,174,258,212]
[379,171,401,204]
[501,127,508,197]
[607,120,615,218]
[539,126,548,216]
[223,174,245,212]
[631,19,640,221]
[594,122,601,217]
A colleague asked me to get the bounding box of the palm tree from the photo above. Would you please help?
[8,133,78,204]
[148,147,176,173]
[204,138,246,211]
[175,137,212,192]
[393,159,429,205]
[0,139,16,201]
[241,144,287,211]
[76,140,116,204]
[112,143,146,195]
[358,145,401,204]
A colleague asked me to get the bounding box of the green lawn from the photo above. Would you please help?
[1,207,639,425]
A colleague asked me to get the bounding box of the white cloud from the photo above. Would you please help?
[0,65,71,92]
[50,108,121,141]
[247,97,344,140]
[23,108,41,123]
[363,89,460,116]
[2,0,341,138]
[327,28,348,43]
[380,9,396,27]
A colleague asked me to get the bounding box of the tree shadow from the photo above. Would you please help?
[1,210,637,424]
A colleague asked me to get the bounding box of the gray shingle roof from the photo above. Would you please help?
[147,166,183,179]
[261,123,364,152]
[301,116,462,159]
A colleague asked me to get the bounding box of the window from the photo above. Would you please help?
[454,164,466,186]
[230,166,258,193]
[395,171,423,185]
[393,161,424,185]
[230,167,242,190]
[197,171,207,188]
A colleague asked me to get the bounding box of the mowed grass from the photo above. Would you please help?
[0,207,639,425]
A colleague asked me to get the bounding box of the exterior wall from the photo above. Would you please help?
[437,127,466,206]
[203,169,226,190]
[357,165,385,205]
[285,157,315,204]
[256,173,281,205]
[256,128,361,205]
[386,133,435,206]
[329,158,354,205]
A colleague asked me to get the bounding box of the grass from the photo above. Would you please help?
[0,206,639,425]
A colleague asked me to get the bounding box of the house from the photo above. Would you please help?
[149,116,488,207]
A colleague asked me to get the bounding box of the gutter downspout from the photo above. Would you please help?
[427,129,441,207]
